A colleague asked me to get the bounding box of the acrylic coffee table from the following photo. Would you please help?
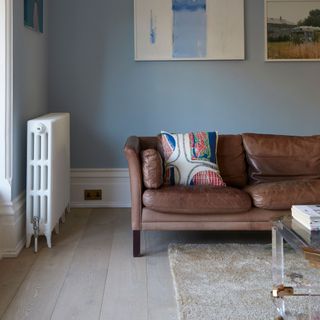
[272,217,320,320]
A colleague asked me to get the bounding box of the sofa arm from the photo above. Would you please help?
[124,136,143,231]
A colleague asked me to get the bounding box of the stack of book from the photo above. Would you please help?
[292,219,320,244]
[291,205,320,231]
[291,206,320,267]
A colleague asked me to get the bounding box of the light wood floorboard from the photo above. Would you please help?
[0,249,37,318]
[1,209,91,320]
[145,231,178,320]
[50,211,115,320]
[0,208,270,320]
[99,210,148,320]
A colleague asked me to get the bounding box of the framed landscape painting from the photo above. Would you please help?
[24,0,44,33]
[134,0,245,61]
[265,0,320,61]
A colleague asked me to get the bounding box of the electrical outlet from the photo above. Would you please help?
[84,189,102,201]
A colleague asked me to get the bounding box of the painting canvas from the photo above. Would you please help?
[265,0,320,61]
[134,0,245,60]
[172,0,207,58]
[24,0,44,33]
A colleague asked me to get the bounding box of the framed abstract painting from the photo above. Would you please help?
[24,0,44,33]
[265,0,320,61]
[134,0,245,61]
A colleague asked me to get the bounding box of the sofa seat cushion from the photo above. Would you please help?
[245,179,320,210]
[143,186,252,214]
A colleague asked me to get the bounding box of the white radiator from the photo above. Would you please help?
[26,113,70,252]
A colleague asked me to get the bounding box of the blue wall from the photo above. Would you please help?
[12,1,48,197]
[49,0,320,169]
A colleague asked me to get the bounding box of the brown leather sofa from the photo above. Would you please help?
[124,133,320,256]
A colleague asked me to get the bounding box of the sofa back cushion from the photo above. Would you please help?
[217,135,247,188]
[242,133,320,184]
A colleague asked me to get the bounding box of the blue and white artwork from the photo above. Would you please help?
[134,0,245,61]
[172,0,207,58]
[150,10,157,44]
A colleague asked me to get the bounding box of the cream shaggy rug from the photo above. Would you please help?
[168,244,320,320]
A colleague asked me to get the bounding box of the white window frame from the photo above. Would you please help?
[0,0,13,204]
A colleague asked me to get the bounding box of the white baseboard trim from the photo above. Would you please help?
[1,238,26,258]
[71,168,131,208]
[0,191,25,216]
[0,192,26,259]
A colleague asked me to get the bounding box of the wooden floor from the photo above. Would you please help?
[0,208,270,320]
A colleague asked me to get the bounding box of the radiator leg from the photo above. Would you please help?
[46,233,52,248]
[133,230,141,257]
[61,205,69,224]
[32,216,40,253]
[54,222,60,234]
[26,234,32,248]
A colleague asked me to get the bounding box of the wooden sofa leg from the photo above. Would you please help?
[133,230,141,257]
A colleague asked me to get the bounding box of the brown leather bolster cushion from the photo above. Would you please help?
[242,133,320,184]
[141,149,164,189]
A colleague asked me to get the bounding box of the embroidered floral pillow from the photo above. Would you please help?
[160,131,226,186]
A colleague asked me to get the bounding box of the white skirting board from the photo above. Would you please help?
[71,169,131,208]
[0,192,26,259]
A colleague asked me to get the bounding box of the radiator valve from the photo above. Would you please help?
[32,216,40,253]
